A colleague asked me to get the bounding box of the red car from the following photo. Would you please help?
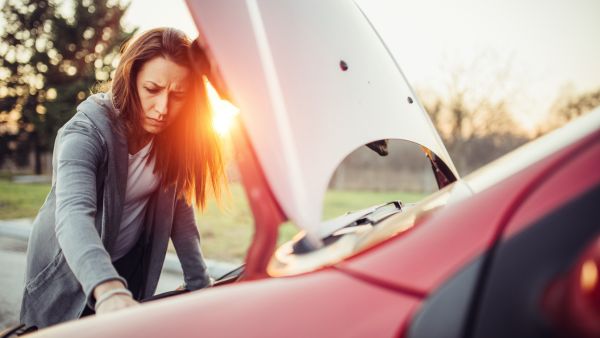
[15,1,600,337]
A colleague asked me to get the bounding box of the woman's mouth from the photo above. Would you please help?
[145,117,168,131]
[147,117,166,125]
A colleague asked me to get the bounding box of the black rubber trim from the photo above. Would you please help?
[471,184,600,338]
[407,256,484,338]
[407,184,599,338]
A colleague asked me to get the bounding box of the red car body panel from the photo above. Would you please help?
[231,121,286,279]
[29,131,599,338]
[503,132,600,239]
[33,268,419,338]
[337,131,600,297]
[24,119,599,337]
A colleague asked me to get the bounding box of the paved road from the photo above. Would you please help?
[0,238,27,330]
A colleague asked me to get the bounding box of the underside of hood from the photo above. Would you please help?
[186,0,458,237]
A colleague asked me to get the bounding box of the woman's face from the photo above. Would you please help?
[136,56,191,135]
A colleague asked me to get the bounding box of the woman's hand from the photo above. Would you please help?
[93,280,139,315]
[95,293,139,315]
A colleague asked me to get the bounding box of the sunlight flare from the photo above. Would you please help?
[580,259,598,292]
[204,77,239,136]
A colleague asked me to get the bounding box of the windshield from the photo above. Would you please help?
[355,187,451,252]
[268,182,453,277]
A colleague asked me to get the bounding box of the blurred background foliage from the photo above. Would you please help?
[0,0,598,179]
[0,0,134,173]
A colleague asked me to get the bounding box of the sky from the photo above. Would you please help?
[79,0,600,132]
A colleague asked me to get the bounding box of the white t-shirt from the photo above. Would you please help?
[111,140,160,261]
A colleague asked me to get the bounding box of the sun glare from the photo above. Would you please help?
[580,259,598,292]
[204,77,239,136]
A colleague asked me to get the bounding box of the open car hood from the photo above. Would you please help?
[186,0,458,237]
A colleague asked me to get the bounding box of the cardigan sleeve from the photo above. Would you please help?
[170,197,212,290]
[54,121,127,307]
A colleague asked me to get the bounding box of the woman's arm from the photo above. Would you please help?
[170,197,212,290]
[54,121,129,308]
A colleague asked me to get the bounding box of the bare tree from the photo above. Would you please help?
[418,51,529,174]
[537,86,600,135]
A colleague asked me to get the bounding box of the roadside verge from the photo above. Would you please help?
[0,219,239,279]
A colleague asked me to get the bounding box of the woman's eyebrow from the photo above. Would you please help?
[146,80,186,93]
[145,80,164,88]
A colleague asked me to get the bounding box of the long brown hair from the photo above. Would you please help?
[111,27,226,210]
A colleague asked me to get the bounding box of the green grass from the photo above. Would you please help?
[322,190,424,219]
[194,184,254,262]
[197,185,424,262]
[0,178,424,262]
[0,179,51,219]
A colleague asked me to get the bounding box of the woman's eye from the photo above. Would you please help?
[145,87,160,94]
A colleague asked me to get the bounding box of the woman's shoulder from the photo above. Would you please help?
[55,93,121,150]
[62,93,123,138]
[75,92,117,123]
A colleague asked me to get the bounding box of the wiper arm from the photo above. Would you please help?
[292,201,403,254]
[358,201,403,225]
[315,201,403,239]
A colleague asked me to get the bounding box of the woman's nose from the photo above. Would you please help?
[155,92,169,115]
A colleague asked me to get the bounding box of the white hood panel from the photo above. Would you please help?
[187,0,457,236]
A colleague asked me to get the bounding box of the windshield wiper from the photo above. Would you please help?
[293,201,403,254]
[357,201,403,225]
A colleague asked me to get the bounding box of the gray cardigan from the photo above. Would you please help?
[20,93,211,328]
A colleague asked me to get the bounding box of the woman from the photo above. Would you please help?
[20,28,226,328]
